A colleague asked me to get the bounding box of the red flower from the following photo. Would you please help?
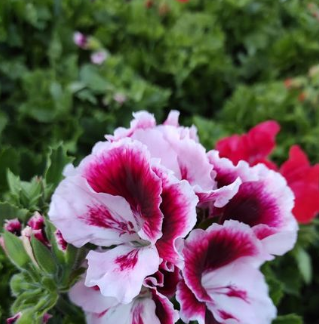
[284,78,293,89]
[280,145,319,223]
[216,121,280,169]
[176,0,189,2]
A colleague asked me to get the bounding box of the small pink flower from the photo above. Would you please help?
[7,312,22,323]
[90,50,108,65]
[73,31,88,49]
[113,93,126,105]
[4,219,21,236]
[55,230,67,251]
[27,212,50,247]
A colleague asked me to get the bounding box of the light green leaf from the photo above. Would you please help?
[2,231,30,269]
[45,143,73,187]
[0,202,29,226]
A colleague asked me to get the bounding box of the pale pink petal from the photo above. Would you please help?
[207,150,258,187]
[49,176,139,248]
[159,127,214,192]
[198,178,242,208]
[163,110,180,126]
[154,167,198,267]
[69,279,119,314]
[86,245,160,304]
[80,139,164,244]
[203,262,276,324]
[132,128,179,174]
[106,111,156,142]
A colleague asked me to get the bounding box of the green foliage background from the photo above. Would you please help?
[1,0,319,323]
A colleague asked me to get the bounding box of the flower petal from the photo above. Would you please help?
[221,164,298,255]
[182,221,267,303]
[69,279,119,314]
[81,139,164,243]
[280,145,319,223]
[154,167,198,267]
[106,111,156,142]
[49,176,139,247]
[176,281,206,324]
[86,245,160,304]
[203,261,276,324]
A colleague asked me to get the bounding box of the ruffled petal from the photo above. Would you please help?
[221,164,298,255]
[182,221,267,303]
[72,279,177,324]
[154,167,198,267]
[176,281,206,324]
[86,245,160,304]
[69,279,119,314]
[49,176,139,247]
[179,221,275,324]
[203,262,276,324]
[81,139,164,244]
[105,111,156,142]
[280,145,319,223]
[151,290,179,324]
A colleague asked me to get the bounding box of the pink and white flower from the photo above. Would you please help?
[49,137,198,303]
[176,221,276,324]
[69,278,179,324]
[205,151,298,256]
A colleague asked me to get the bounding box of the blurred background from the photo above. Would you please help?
[1,0,319,323]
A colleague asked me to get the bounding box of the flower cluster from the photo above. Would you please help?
[49,111,298,324]
[216,121,319,223]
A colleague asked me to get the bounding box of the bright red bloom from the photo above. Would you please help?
[280,145,319,223]
[216,121,280,169]
[176,0,189,2]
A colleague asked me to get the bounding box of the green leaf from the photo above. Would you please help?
[272,314,303,324]
[30,236,57,276]
[0,202,29,226]
[295,247,312,284]
[0,148,20,193]
[45,143,73,187]
[2,231,30,269]
[7,170,21,198]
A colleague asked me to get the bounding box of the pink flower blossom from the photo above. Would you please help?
[113,93,127,105]
[176,221,276,324]
[73,31,88,49]
[91,50,108,65]
[7,312,21,324]
[49,136,198,303]
[4,219,21,236]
